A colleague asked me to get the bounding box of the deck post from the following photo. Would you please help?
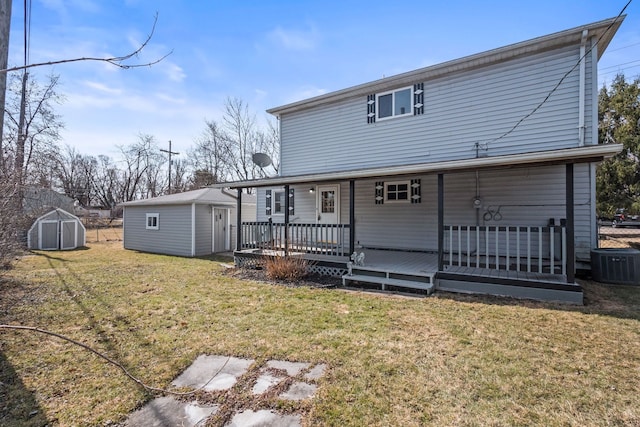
[349,179,355,255]
[284,184,290,256]
[566,163,575,283]
[438,173,444,271]
[236,189,242,251]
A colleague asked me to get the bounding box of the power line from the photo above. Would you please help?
[481,0,632,148]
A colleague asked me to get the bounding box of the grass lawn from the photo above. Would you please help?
[1,241,639,426]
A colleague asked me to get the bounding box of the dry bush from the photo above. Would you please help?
[0,182,24,270]
[263,255,312,281]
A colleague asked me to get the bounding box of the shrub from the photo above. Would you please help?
[264,255,312,281]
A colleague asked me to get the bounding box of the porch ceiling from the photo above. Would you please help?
[218,144,622,189]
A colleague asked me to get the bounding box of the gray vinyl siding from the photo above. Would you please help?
[279,44,596,176]
[255,164,594,261]
[194,204,212,256]
[123,205,193,257]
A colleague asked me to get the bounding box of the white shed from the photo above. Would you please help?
[121,188,256,257]
[27,208,86,250]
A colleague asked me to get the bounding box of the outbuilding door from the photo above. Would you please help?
[39,220,59,250]
[60,220,77,250]
[39,220,77,250]
[213,208,228,253]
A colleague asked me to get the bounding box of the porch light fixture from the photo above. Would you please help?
[309,187,315,193]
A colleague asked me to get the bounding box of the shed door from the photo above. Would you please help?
[39,220,59,250]
[213,208,228,253]
[60,220,77,250]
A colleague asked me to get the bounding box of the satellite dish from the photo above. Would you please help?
[252,153,272,168]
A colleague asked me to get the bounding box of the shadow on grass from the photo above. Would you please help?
[0,350,49,426]
[29,252,157,400]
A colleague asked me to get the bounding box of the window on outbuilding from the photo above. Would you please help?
[146,213,159,230]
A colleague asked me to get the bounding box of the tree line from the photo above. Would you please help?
[0,73,279,211]
[596,73,640,218]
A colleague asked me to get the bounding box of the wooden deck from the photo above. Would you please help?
[234,247,582,303]
[348,249,439,275]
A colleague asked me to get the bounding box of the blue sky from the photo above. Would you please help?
[7,0,640,158]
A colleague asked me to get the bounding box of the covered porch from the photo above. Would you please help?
[228,145,621,304]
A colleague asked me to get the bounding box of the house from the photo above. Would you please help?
[121,188,256,257]
[23,187,75,216]
[27,208,86,250]
[225,17,625,304]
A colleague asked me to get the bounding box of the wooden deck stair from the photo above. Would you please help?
[342,266,435,293]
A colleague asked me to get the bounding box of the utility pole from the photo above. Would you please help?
[160,140,179,194]
[0,0,12,170]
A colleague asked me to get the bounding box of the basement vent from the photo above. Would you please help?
[591,248,640,286]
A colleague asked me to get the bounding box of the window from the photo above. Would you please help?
[378,87,413,120]
[146,213,159,230]
[385,181,409,203]
[273,191,285,215]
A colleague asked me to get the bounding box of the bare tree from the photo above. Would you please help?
[91,155,120,209]
[187,119,230,183]
[117,134,166,202]
[2,73,64,188]
[222,97,260,182]
[54,145,96,206]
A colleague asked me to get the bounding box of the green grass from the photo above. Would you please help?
[1,241,639,426]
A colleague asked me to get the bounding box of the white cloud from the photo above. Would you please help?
[155,92,186,104]
[285,86,327,104]
[82,80,122,95]
[267,25,319,51]
[165,62,186,82]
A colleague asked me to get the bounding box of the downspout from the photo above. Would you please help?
[191,203,196,257]
[578,29,588,147]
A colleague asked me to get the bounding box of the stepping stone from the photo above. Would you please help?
[266,360,309,376]
[304,363,327,381]
[172,355,254,391]
[226,409,301,427]
[252,373,284,395]
[279,382,317,401]
[125,396,217,427]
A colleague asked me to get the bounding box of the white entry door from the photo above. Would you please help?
[317,185,340,224]
[213,208,228,253]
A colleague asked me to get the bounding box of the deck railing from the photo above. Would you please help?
[240,222,350,257]
[444,225,566,275]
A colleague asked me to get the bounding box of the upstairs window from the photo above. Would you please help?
[378,87,413,120]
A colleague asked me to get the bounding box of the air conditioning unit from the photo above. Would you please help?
[591,248,640,285]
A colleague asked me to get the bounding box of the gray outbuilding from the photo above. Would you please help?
[27,208,86,250]
[121,188,256,257]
